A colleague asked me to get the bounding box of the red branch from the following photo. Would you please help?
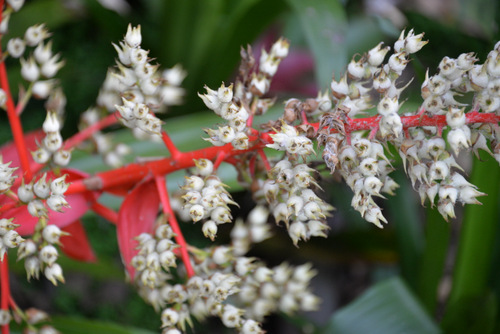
[154,176,195,278]
[67,111,500,196]
[90,202,118,224]
[63,112,119,150]
[0,257,9,334]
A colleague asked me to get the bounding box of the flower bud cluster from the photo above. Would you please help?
[0,218,23,259]
[180,159,237,240]
[267,120,315,157]
[330,29,426,119]
[19,223,68,286]
[200,39,290,150]
[19,174,70,217]
[262,159,332,245]
[100,25,185,136]
[200,83,250,149]
[31,111,71,166]
[333,133,398,228]
[131,222,181,312]
[0,158,17,192]
[230,205,273,256]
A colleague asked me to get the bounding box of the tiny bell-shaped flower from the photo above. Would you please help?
[27,199,48,217]
[447,127,470,155]
[33,80,56,99]
[20,57,40,82]
[42,224,68,244]
[25,256,41,280]
[53,149,71,166]
[33,174,50,199]
[3,230,23,248]
[32,147,51,164]
[271,37,290,58]
[43,111,60,133]
[404,30,427,54]
[202,220,218,241]
[17,179,34,203]
[124,24,142,48]
[17,239,37,260]
[44,263,65,285]
[24,24,49,47]
[367,42,390,67]
[39,244,58,265]
[7,0,24,11]
[7,38,25,58]
[46,194,69,212]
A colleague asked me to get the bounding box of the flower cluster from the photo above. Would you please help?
[130,220,179,310]
[262,159,332,245]
[230,205,272,256]
[18,174,70,216]
[180,159,237,240]
[200,38,290,150]
[0,158,17,192]
[32,111,71,166]
[19,223,67,286]
[267,121,315,157]
[200,83,250,150]
[107,25,185,136]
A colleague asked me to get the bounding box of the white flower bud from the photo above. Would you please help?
[288,221,307,246]
[429,161,450,181]
[42,224,67,244]
[17,181,34,203]
[368,42,390,67]
[34,41,53,64]
[43,111,60,133]
[25,256,41,280]
[7,37,25,58]
[43,131,63,152]
[53,149,71,166]
[39,245,58,265]
[221,305,243,328]
[33,174,50,199]
[446,107,466,128]
[0,310,11,326]
[202,220,218,241]
[40,54,64,78]
[44,263,65,285]
[161,308,179,328]
[359,158,379,176]
[447,128,469,155]
[124,24,142,48]
[217,83,233,103]
[20,57,40,82]
[46,194,69,212]
[3,230,23,248]
[377,96,399,116]
[404,30,427,53]
[271,37,289,58]
[363,176,383,196]
[347,58,366,79]
[364,205,388,228]
[388,52,408,75]
[27,199,47,217]
[439,185,458,204]
[249,74,269,96]
[17,239,37,260]
[33,80,56,99]
[24,24,49,46]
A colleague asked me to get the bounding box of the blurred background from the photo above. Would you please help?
[3,0,500,333]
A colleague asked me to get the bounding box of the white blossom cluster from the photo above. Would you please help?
[200,38,290,150]
[32,111,71,166]
[15,175,70,285]
[267,120,315,157]
[130,222,179,310]
[200,83,250,150]
[0,218,23,259]
[102,25,185,136]
[6,23,64,90]
[180,159,237,241]
[262,159,332,246]
[18,173,70,216]
[0,158,17,192]
[19,223,67,286]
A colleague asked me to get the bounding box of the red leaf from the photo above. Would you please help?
[60,220,97,262]
[117,179,159,279]
[0,129,44,175]
[1,168,100,236]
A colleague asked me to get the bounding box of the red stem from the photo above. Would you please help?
[0,257,10,334]
[67,111,500,195]
[154,175,195,278]
[91,202,118,224]
[63,112,119,150]
[161,130,181,159]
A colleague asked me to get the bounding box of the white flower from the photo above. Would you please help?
[124,24,142,48]
[7,38,25,58]
[7,0,24,11]
[44,263,65,285]
[20,57,40,82]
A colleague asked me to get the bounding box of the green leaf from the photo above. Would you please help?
[321,277,441,334]
[285,0,347,89]
[50,316,156,334]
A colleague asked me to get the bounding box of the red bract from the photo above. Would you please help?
[117,179,160,278]
[0,169,99,235]
[60,220,96,262]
